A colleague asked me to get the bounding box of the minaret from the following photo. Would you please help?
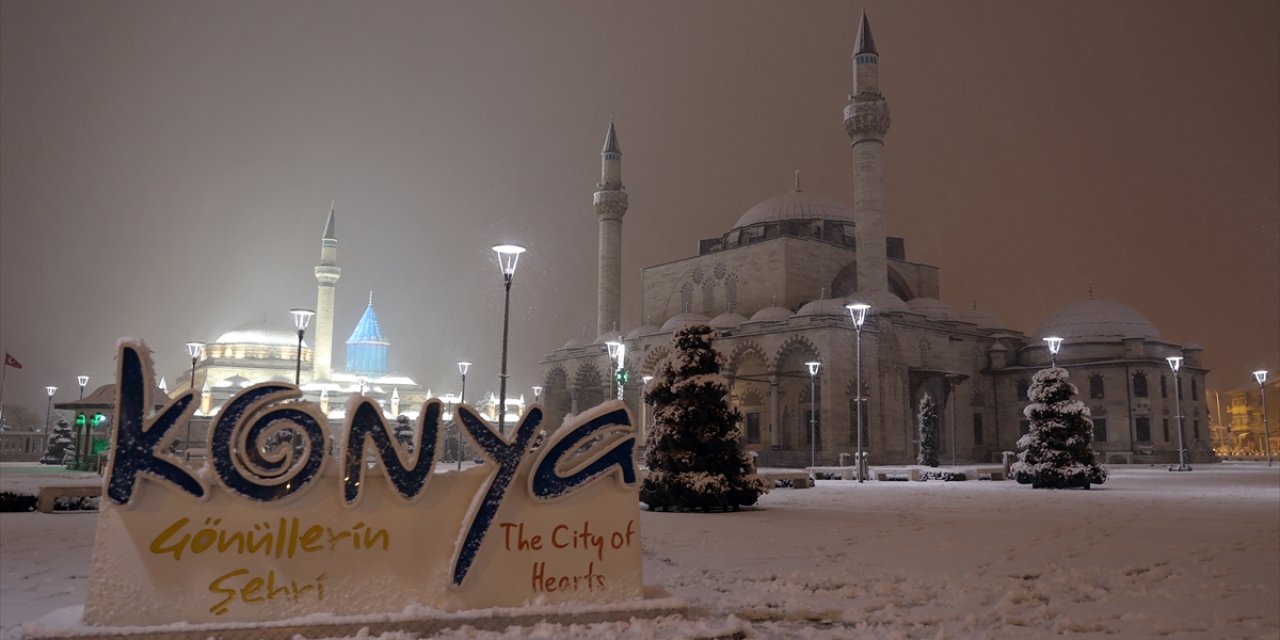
[314,202,341,380]
[594,120,628,337]
[843,12,890,295]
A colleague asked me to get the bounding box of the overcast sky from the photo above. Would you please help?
[1,0,1277,417]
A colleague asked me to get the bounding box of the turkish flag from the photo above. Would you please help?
[3,353,21,369]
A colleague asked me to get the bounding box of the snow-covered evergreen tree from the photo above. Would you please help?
[393,415,414,452]
[1011,367,1108,489]
[641,324,768,511]
[916,394,940,467]
[41,418,73,465]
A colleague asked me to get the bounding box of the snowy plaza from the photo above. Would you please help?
[2,462,1277,639]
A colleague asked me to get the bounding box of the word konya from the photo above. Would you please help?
[82,340,643,626]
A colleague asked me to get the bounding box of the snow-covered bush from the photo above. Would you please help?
[916,394,940,467]
[393,415,414,453]
[1011,367,1107,489]
[40,418,73,465]
[641,324,768,511]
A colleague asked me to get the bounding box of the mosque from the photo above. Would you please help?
[539,13,1212,467]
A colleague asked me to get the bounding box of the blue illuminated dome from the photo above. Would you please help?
[346,294,390,377]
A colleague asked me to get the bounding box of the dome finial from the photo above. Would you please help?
[793,170,802,193]
[1088,285,1095,300]
[368,290,374,306]
[820,286,826,299]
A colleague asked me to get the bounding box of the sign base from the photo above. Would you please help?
[26,588,685,640]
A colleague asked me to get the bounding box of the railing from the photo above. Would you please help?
[0,431,48,462]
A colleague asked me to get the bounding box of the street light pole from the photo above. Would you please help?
[805,361,821,469]
[44,386,57,433]
[492,244,526,438]
[606,340,626,401]
[1168,356,1191,471]
[290,309,315,386]
[1254,370,1272,467]
[184,342,205,461]
[846,303,870,482]
[457,361,470,470]
[641,375,653,446]
[1044,336,1063,368]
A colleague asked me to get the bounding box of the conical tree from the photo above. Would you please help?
[917,394,940,467]
[1011,367,1108,489]
[641,324,768,511]
[41,418,73,465]
[393,415,415,452]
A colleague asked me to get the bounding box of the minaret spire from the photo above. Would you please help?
[314,202,342,380]
[594,119,628,336]
[844,11,891,297]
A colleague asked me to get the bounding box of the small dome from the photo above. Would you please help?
[733,191,854,230]
[594,331,626,345]
[562,336,590,350]
[960,307,1007,330]
[749,306,794,323]
[215,324,303,347]
[1184,342,1202,350]
[849,291,909,314]
[626,325,661,340]
[906,297,958,322]
[1035,299,1160,340]
[660,313,710,332]
[709,313,748,329]
[795,298,851,318]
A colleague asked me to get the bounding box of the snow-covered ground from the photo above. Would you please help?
[2,463,1277,639]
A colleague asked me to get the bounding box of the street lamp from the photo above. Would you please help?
[184,341,205,461]
[1044,336,1064,368]
[531,386,543,403]
[1167,356,1191,471]
[457,361,471,470]
[44,386,57,433]
[805,361,821,469]
[641,375,654,446]
[606,340,626,401]
[846,302,870,482]
[492,244,526,438]
[1254,370,1272,467]
[77,375,89,400]
[290,308,315,386]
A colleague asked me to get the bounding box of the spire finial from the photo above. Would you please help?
[323,201,337,240]
[793,170,802,193]
[368,290,374,306]
[602,119,621,155]
[820,286,826,299]
[855,10,878,56]
[1088,285,1095,300]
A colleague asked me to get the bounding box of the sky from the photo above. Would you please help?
[1,0,1277,419]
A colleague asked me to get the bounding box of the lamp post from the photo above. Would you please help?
[641,375,654,446]
[457,361,470,470]
[846,302,870,482]
[184,342,205,461]
[945,374,964,467]
[606,340,626,401]
[44,386,57,433]
[492,244,526,438]
[77,375,89,400]
[1254,370,1272,467]
[805,361,821,469]
[531,386,542,403]
[1044,336,1064,368]
[1168,356,1191,471]
[289,308,315,386]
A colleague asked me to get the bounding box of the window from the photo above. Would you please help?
[1019,420,1031,436]
[1162,418,1170,442]
[1017,379,1030,401]
[1133,372,1148,398]
[1136,417,1151,442]
[1090,374,1105,399]
[973,413,984,445]
[680,282,693,313]
[746,413,761,444]
[702,280,716,315]
[725,274,738,312]
[1092,418,1108,443]
[1191,378,1199,401]
[1161,375,1168,399]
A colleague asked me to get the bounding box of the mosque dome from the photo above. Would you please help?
[709,313,748,329]
[346,297,390,377]
[959,307,1007,330]
[562,336,590,350]
[749,306,794,323]
[594,331,626,345]
[215,324,303,347]
[1034,299,1161,340]
[795,298,852,318]
[733,191,854,230]
[852,290,909,314]
[660,313,710,332]
[626,325,661,340]
[906,297,958,322]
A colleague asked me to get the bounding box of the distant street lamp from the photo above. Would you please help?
[846,302,870,482]
[531,386,543,403]
[44,386,57,433]
[457,361,471,470]
[606,340,626,401]
[641,375,654,446]
[1168,356,1191,472]
[184,342,205,461]
[290,308,315,386]
[805,361,821,469]
[492,244,526,438]
[77,375,89,400]
[1044,336,1064,368]
[1254,370,1272,467]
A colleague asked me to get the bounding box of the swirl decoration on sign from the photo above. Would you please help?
[210,384,330,502]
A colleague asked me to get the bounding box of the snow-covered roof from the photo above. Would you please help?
[1034,299,1161,340]
[733,191,854,230]
[709,313,748,329]
[748,306,794,323]
[562,336,590,350]
[794,297,851,318]
[660,313,710,332]
[215,324,303,347]
[906,297,958,322]
[960,307,1007,330]
[625,325,661,340]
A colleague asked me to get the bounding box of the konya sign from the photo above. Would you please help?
[83,340,643,626]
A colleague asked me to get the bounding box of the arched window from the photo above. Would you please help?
[1090,374,1105,399]
[680,282,693,313]
[702,280,716,315]
[1133,372,1148,398]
